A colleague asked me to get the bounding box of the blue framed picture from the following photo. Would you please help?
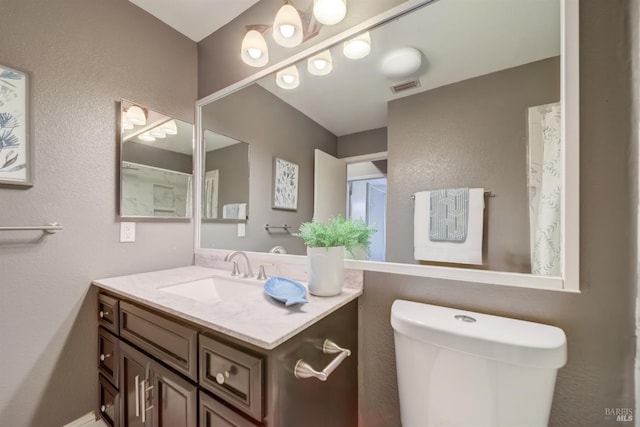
[0,64,31,187]
[272,157,299,211]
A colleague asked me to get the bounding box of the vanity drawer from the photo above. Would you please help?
[98,293,119,334]
[98,327,119,387]
[119,301,198,381]
[199,390,259,427]
[199,335,263,422]
[98,374,120,427]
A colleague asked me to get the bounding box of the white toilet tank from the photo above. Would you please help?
[391,300,567,427]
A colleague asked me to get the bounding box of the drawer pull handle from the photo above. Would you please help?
[294,339,351,381]
[215,370,230,385]
[99,353,111,361]
[99,310,110,318]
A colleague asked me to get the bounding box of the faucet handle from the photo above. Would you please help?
[230,261,241,276]
[257,265,268,280]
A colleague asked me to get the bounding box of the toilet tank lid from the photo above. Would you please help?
[391,300,567,369]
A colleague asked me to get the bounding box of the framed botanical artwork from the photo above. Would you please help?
[272,157,299,211]
[0,64,31,187]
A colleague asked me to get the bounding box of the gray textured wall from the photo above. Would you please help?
[197,1,635,427]
[387,57,560,272]
[123,141,193,174]
[0,0,197,426]
[205,142,250,219]
[200,84,337,254]
[337,127,388,158]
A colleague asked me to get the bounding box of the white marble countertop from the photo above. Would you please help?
[92,266,361,350]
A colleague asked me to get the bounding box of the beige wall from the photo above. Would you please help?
[0,0,197,425]
[199,1,635,426]
[337,127,388,158]
[387,57,560,272]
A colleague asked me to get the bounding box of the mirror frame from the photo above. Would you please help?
[118,99,194,222]
[194,0,580,292]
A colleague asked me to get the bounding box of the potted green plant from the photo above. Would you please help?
[295,216,376,296]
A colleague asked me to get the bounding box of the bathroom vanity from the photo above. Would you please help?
[93,266,360,427]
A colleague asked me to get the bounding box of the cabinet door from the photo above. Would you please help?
[149,359,197,427]
[120,342,151,427]
[199,391,259,427]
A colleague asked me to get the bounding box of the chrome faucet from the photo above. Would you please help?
[223,251,254,278]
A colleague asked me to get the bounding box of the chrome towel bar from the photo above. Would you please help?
[0,222,63,234]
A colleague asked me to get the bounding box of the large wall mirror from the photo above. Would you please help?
[119,100,194,220]
[196,0,579,291]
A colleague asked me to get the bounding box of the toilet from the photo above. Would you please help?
[391,300,567,427]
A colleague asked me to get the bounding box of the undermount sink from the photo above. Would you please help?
[159,276,260,304]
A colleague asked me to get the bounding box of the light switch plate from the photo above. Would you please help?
[237,223,246,237]
[120,222,135,243]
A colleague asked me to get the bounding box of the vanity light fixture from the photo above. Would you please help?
[273,2,303,48]
[343,31,371,60]
[307,50,333,76]
[241,28,269,67]
[125,105,146,125]
[159,119,178,135]
[138,132,155,142]
[276,65,300,89]
[313,0,347,25]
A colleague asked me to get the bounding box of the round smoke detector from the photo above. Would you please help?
[380,46,422,79]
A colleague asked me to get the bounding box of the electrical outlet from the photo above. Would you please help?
[120,222,136,243]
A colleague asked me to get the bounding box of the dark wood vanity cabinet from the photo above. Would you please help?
[96,291,358,427]
[120,341,197,427]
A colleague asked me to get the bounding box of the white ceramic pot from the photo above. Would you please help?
[307,246,345,296]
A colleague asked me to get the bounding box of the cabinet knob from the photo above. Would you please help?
[99,310,109,318]
[215,371,230,385]
[100,405,105,413]
[100,353,111,361]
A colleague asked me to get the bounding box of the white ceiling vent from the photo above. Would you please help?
[390,79,421,94]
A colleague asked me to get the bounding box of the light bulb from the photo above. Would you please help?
[273,4,303,48]
[122,118,134,130]
[313,0,347,25]
[279,24,296,38]
[307,50,333,76]
[241,30,269,67]
[314,59,327,70]
[343,32,371,60]
[247,48,262,59]
[276,65,300,90]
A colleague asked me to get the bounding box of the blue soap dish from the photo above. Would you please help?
[264,276,309,306]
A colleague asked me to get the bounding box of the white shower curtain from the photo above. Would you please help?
[528,102,561,276]
[204,170,219,219]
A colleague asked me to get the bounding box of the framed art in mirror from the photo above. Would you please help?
[272,157,299,211]
[0,64,32,187]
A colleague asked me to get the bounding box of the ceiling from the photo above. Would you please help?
[256,0,560,136]
[128,0,259,42]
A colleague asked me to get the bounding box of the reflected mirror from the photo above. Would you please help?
[197,0,578,285]
[119,100,194,220]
